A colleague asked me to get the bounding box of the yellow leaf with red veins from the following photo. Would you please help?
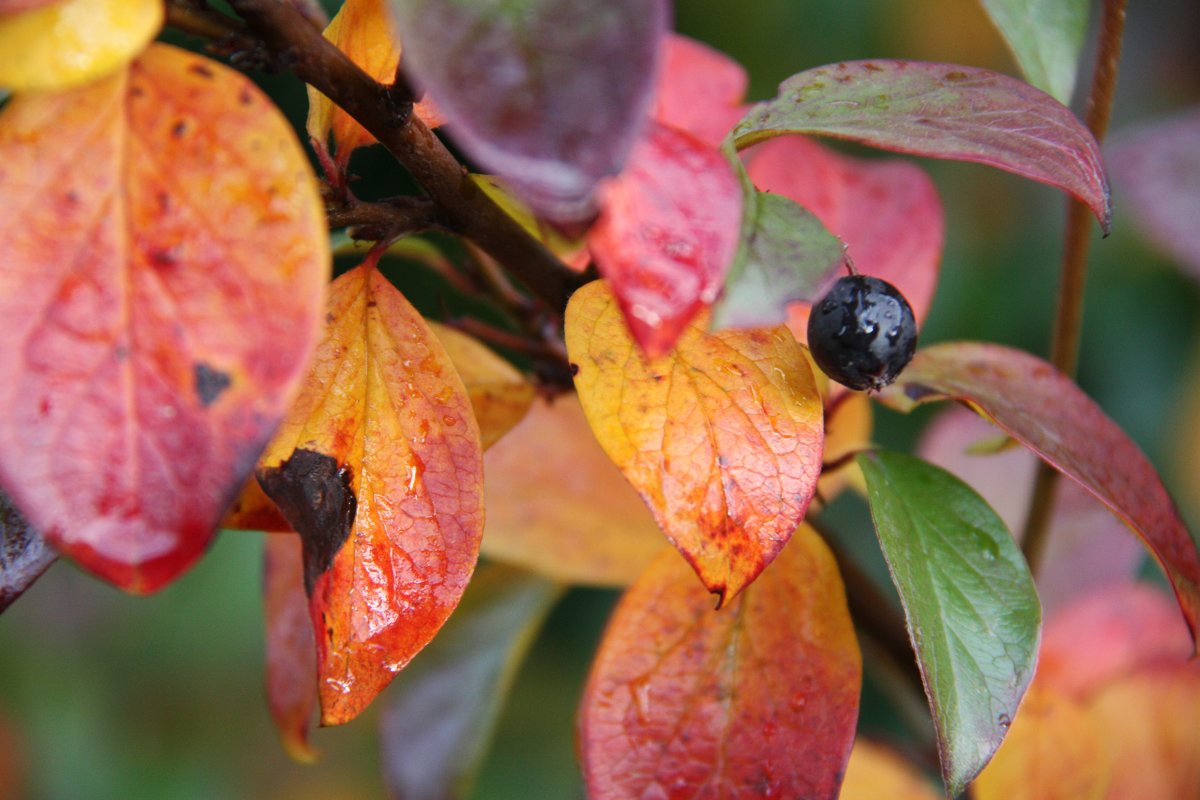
[0,0,162,91]
[426,322,534,450]
[256,255,484,725]
[0,45,328,592]
[565,280,823,603]
[306,0,443,167]
[481,395,666,587]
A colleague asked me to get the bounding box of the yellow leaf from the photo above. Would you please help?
[0,0,161,91]
[840,741,941,800]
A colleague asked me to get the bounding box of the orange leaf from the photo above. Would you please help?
[306,0,442,167]
[263,533,318,763]
[221,477,292,532]
[256,256,484,725]
[579,525,861,799]
[0,45,328,592]
[565,280,823,603]
[480,395,666,586]
[840,741,941,800]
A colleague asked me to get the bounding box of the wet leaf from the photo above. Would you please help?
[586,122,744,358]
[480,395,666,587]
[743,135,943,336]
[256,256,484,725]
[1109,108,1200,281]
[389,0,668,221]
[426,321,535,450]
[712,190,845,330]
[579,526,861,800]
[380,564,562,800]
[980,0,1088,104]
[858,450,1041,796]
[263,533,318,763]
[566,280,823,603]
[0,490,55,614]
[306,0,442,167]
[221,477,292,533]
[0,45,328,592]
[878,342,1200,650]
[0,0,162,91]
[973,682,1109,800]
[840,741,941,800]
[733,61,1111,231]
[651,33,748,148]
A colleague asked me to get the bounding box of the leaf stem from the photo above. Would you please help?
[1022,0,1127,574]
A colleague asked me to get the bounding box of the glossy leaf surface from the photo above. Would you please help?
[389,0,668,221]
[380,564,561,800]
[587,121,743,357]
[651,33,748,148]
[566,281,823,603]
[980,0,1088,103]
[713,191,845,330]
[579,526,861,800]
[858,450,1041,796]
[0,0,161,91]
[257,258,484,725]
[480,395,666,587]
[733,61,1111,231]
[878,342,1200,649]
[263,533,318,762]
[0,45,328,592]
[0,491,55,614]
[744,135,943,336]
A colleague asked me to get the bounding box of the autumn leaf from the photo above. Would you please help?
[263,533,318,763]
[840,741,941,800]
[579,525,861,800]
[0,490,55,614]
[565,280,823,604]
[0,45,328,592]
[733,61,1111,231]
[388,0,668,221]
[480,395,666,587]
[0,0,59,12]
[306,0,442,168]
[814,390,872,505]
[586,122,744,358]
[980,0,1088,104]
[0,0,161,91]
[650,33,749,148]
[878,342,1200,650]
[256,255,484,725]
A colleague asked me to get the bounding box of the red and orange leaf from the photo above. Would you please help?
[744,135,943,337]
[651,33,748,148]
[305,0,442,168]
[0,45,328,592]
[425,321,534,451]
[220,477,292,533]
[566,280,823,603]
[878,342,1200,649]
[840,741,941,800]
[480,395,666,587]
[256,256,484,725]
[587,121,743,357]
[263,533,318,763]
[579,525,861,800]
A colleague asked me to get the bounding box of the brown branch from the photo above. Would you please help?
[218,0,582,312]
[325,196,442,241]
[1023,0,1128,573]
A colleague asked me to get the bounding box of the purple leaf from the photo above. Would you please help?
[733,61,1111,232]
[389,0,670,223]
[1,489,56,614]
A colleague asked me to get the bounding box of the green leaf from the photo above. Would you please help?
[732,60,1110,232]
[980,0,1089,104]
[712,191,845,330]
[378,564,563,800]
[857,449,1041,797]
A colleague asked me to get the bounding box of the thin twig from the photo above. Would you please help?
[325,196,442,241]
[1022,0,1127,574]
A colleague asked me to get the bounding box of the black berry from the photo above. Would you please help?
[806,275,917,391]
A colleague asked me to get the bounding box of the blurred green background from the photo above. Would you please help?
[2,0,1199,797]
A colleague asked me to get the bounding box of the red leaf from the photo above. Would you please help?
[586,122,743,357]
[651,33,748,148]
[744,135,943,335]
[878,342,1200,650]
[263,533,318,762]
[579,526,861,800]
[0,45,328,592]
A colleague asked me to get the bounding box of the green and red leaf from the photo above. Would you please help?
[0,45,328,592]
[256,256,484,725]
[565,280,823,603]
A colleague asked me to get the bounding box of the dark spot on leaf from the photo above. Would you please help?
[325,313,336,325]
[114,344,129,361]
[64,191,80,205]
[129,86,145,98]
[366,300,377,308]
[171,119,189,138]
[150,248,178,269]
[903,382,939,401]
[944,70,968,82]
[258,450,357,595]
[156,191,171,213]
[189,63,215,79]
[569,362,580,377]
[194,363,232,407]
[239,87,254,106]
[864,62,883,72]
